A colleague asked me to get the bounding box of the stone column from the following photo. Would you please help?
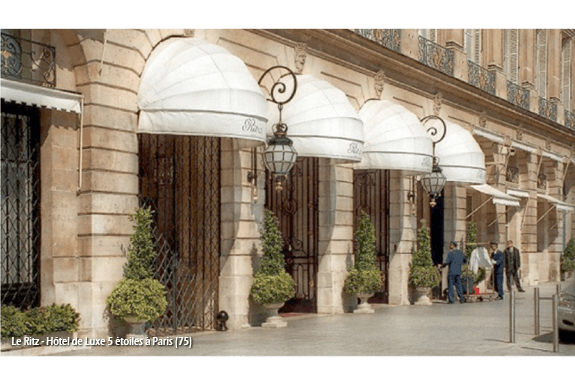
[547,160,565,282]
[547,29,562,103]
[485,30,507,100]
[443,185,467,256]
[317,159,355,314]
[220,141,263,329]
[401,29,419,61]
[388,171,413,306]
[519,151,540,284]
[519,30,538,113]
[445,29,468,82]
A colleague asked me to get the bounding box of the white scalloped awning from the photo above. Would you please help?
[1,78,82,114]
[435,122,485,184]
[354,100,433,174]
[537,194,574,212]
[507,188,530,198]
[470,184,520,206]
[138,38,267,143]
[266,75,364,162]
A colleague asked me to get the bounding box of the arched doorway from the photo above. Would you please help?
[138,134,221,334]
[265,157,319,313]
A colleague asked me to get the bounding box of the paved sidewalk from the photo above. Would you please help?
[48,279,575,357]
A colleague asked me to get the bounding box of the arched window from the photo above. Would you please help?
[504,29,519,84]
[465,29,481,64]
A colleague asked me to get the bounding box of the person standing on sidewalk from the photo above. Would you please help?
[490,242,505,300]
[504,240,525,292]
[441,241,467,304]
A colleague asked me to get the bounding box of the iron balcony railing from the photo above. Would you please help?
[565,109,575,130]
[418,36,454,76]
[468,61,495,95]
[507,81,530,110]
[539,97,557,122]
[1,32,56,88]
[537,173,547,190]
[506,166,520,184]
[353,29,401,53]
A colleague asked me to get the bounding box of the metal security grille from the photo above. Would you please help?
[138,134,220,335]
[1,102,41,309]
[353,169,390,303]
[265,157,319,313]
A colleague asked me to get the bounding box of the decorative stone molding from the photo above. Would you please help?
[294,42,307,74]
[478,111,487,128]
[184,29,194,37]
[433,92,442,115]
[374,69,385,99]
[516,126,523,141]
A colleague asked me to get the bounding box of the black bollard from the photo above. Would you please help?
[216,310,229,331]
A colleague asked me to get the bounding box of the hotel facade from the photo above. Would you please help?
[2,28,574,338]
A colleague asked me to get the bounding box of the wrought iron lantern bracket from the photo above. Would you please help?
[420,115,448,207]
[250,65,299,192]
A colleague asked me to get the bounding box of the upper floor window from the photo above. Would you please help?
[465,29,481,65]
[418,29,437,42]
[504,29,519,84]
[535,29,548,99]
[561,35,572,109]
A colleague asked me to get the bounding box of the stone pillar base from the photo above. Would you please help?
[261,316,287,328]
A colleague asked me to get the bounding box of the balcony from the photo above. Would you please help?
[506,166,520,184]
[468,61,495,95]
[1,32,56,88]
[538,97,557,122]
[418,36,454,76]
[353,29,401,53]
[537,173,547,190]
[507,81,530,110]
[566,109,575,130]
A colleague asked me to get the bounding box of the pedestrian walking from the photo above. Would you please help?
[504,240,525,292]
[440,241,467,304]
[490,241,505,300]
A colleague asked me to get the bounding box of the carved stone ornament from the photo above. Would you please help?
[374,70,385,99]
[478,111,487,128]
[545,138,551,151]
[433,92,442,115]
[516,126,523,141]
[294,42,307,74]
[184,29,194,37]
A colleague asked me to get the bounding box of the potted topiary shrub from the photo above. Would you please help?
[250,209,295,328]
[344,211,383,314]
[409,220,441,306]
[106,207,167,339]
[561,237,575,281]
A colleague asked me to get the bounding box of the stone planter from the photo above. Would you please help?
[124,317,147,340]
[354,293,375,314]
[261,303,287,328]
[413,287,432,306]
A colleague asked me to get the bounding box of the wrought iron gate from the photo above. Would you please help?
[1,102,41,309]
[265,157,319,313]
[138,134,220,335]
[353,169,390,303]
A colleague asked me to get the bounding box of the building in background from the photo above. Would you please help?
[2,29,574,338]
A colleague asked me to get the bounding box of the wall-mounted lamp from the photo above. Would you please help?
[420,115,447,207]
[256,65,298,192]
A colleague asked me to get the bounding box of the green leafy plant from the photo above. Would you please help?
[105,278,167,322]
[409,219,441,288]
[344,211,383,295]
[1,304,80,338]
[250,209,295,306]
[561,237,575,273]
[106,206,167,323]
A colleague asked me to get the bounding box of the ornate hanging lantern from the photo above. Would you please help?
[420,115,448,207]
[258,66,298,191]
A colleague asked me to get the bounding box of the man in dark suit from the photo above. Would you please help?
[490,241,505,300]
[504,240,525,292]
[441,241,467,304]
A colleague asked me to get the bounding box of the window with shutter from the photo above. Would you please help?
[561,37,572,108]
[418,29,437,42]
[535,29,548,98]
[504,28,519,84]
[465,29,481,64]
